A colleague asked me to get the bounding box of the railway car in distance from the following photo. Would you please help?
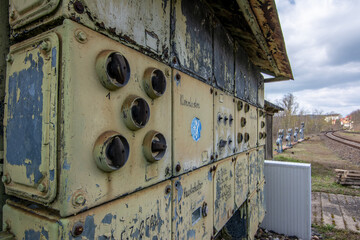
[0,0,293,239]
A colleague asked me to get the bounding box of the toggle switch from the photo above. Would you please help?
[144,68,167,99]
[143,131,167,162]
[96,51,130,90]
[93,131,130,172]
[122,95,150,130]
[241,117,247,127]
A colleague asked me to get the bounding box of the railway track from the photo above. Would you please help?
[325,131,360,149]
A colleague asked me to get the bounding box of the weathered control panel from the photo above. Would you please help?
[0,0,292,239]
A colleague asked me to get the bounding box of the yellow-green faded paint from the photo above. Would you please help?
[213,157,234,234]
[172,70,214,175]
[247,190,259,240]
[258,180,266,225]
[4,20,172,217]
[214,90,236,161]
[9,0,171,62]
[257,146,265,184]
[234,152,249,209]
[248,149,257,195]
[4,32,58,204]
[172,165,213,240]
[3,180,172,239]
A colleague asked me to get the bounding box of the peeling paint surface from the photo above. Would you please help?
[172,70,213,175]
[248,149,257,194]
[258,181,266,224]
[214,90,235,160]
[6,52,44,184]
[214,21,234,94]
[3,181,171,239]
[172,166,213,240]
[4,33,58,203]
[214,158,234,233]
[235,153,249,208]
[257,146,265,183]
[172,0,213,82]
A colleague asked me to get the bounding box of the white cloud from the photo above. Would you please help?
[268,0,360,116]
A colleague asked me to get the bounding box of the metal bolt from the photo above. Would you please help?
[75,30,87,43]
[75,194,85,205]
[165,185,171,194]
[175,164,181,172]
[175,73,181,81]
[6,54,13,63]
[2,175,10,184]
[72,222,84,237]
[37,183,47,193]
[40,41,51,52]
[73,1,85,14]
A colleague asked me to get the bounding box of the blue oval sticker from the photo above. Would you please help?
[191,117,202,142]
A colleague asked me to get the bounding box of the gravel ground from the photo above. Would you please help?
[255,228,323,240]
[321,134,360,166]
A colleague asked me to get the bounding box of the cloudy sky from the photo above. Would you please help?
[265,0,360,116]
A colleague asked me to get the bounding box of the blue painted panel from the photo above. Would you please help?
[6,52,44,184]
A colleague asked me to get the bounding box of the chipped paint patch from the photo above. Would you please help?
[6,53,44,183]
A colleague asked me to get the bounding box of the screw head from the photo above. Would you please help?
[75,195,85,205]
[72,222,84,237]
[75,30,87,43]
[165,185,171,194]
[175,164,181,172]
[37,183,47,193]
[40,41,51,52]
[73,1,85,14]
[2,175,10,184]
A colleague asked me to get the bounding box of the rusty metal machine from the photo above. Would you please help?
[0,0,292,239]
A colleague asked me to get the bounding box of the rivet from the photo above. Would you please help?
[175,73,181,81]
[73,1,85,14]
[37,183,47,193]
[72,222,84,237]
[2,175,10,184]
[175,164,181,172]
[210,88,213,94]
[165,69,170,77]
[74,194,85,205]
[40,40,51,52]
[165,185,171,194]
[75,30,87,43]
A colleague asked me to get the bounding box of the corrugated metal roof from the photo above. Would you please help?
[206,0,293,82]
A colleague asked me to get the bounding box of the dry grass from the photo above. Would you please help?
[274,135,360,196]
